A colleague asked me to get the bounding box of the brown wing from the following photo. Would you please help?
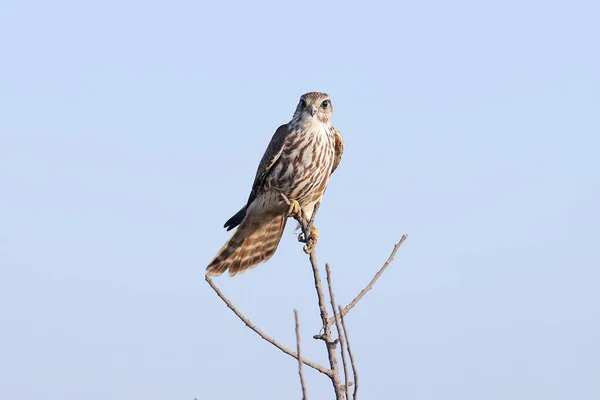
[331,127,344,175]
[248,123,291,204]
[223,124,291,231]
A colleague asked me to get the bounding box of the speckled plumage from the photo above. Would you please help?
[206,92,344,277]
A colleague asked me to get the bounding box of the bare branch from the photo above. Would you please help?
[283,194,344,399]
[327,264,349,400]
[307,251,344,399]
[329,235,408,324]
[339,305,358,400]
[205,275,332,376]
[294,309,308,400]
[208,191,407,400]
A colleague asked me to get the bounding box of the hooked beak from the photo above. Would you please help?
[309,105,317,117]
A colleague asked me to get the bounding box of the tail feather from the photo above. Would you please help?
[207,213,287,277]
[224,206,247,231]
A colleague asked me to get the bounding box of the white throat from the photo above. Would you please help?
[297,115,330,137]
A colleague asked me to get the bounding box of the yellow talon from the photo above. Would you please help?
[303,226,319,254]
[286,199,302,218]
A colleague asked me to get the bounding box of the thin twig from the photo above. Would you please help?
[339,305,358,400]
[327,264,349,400]
[329,234,408,324]
[294,309,308,400]
[205,275,332,376]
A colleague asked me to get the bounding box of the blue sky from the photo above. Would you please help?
[1,0,599,399]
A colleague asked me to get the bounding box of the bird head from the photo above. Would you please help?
[293,92,333,123]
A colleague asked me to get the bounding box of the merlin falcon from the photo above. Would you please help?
[206,92,344,277]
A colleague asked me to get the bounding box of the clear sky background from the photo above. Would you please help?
[1,0,599,399]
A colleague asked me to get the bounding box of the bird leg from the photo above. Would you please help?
[286,199,302,219]
[299,226,319,254]
[283,195,320,253]
[304,226,319,254]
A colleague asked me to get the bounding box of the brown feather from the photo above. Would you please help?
[331,127,344,175]
[206,213,287,277]
[246,124,291,204]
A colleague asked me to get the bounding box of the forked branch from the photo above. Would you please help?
[206,191,408,400]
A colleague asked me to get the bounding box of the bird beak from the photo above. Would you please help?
[309,106,317,117]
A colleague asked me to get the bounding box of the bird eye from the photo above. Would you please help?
[299,99,306,108]
[321,100,329,108]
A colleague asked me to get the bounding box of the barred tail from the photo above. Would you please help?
[206,213,287,277]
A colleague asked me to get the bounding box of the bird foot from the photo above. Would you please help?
[286,199,302,219]
[299,226,319,254]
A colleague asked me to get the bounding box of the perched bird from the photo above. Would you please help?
[206,92,344,277]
